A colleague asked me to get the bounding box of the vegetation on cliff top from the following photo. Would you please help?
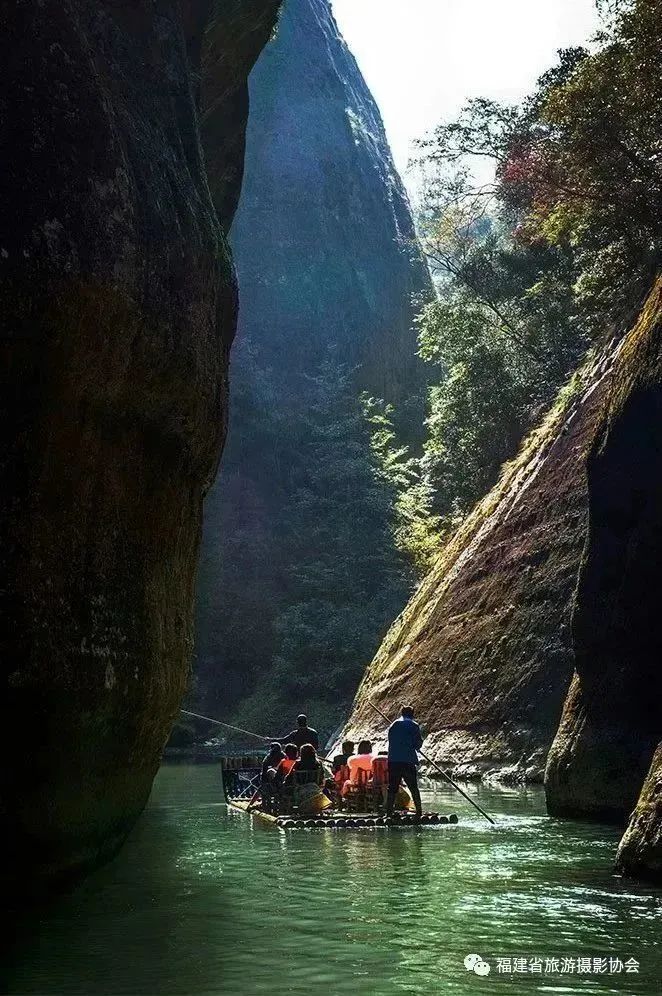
[373,0,661,572]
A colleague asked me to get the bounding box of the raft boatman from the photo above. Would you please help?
[386,705,423,819]
[277,713,319,750]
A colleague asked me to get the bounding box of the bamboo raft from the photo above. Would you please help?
[223,763,459,830]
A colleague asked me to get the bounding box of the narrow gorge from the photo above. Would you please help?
[195,0,431,733]
[2,0,660,913]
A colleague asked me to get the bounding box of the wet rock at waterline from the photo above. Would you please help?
[616,744,662,883]
[1,0,280,895]
[545,280,662,828]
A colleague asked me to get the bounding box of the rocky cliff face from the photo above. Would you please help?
[229,0,431,403]
[342,349,617,780]
[1,0,279,895]
[195,0,431,724]
[546,280,662,827]
[616,745,662,882]
[343,280,661,880]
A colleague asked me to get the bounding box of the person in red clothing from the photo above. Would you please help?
[342,739,374,797]
[271,744,299,814]
[274,743,299,785]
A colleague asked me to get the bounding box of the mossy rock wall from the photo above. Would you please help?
[342,348,619,781]
[616,744,662,882]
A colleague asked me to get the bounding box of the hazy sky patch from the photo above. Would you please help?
[331,0,600,196]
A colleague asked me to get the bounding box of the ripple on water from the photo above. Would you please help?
[7,767,662,996]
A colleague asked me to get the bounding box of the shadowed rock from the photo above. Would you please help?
[196,0,432,720]
[1,0,279,895]
[546,279,662,826]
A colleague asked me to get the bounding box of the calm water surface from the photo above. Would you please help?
[8,764,661,996]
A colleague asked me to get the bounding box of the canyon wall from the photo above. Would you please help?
[546,280,662,829]
[195,0,431,726]
[343,280,661,880]
[1,0,279,895]
[342,349,616,780]
[228,0,431,404]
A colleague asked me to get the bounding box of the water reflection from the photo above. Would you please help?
[7,765,662,996]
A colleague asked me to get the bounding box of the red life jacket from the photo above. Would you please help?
[373,756,388,785]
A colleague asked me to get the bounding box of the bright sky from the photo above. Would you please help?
[331,0,600,197]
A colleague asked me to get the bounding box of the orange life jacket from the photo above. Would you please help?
[277,757,296,779]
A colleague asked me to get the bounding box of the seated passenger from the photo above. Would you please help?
[261,742,285,782]
[274,743,299,787]
[284,743,324,786]
[332,739,355,791]
[284,743,331,814]
[332,740,355,773]
[343,739,374,795]
[252,741,285,811]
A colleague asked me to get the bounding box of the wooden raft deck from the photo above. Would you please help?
[228,800,459,830]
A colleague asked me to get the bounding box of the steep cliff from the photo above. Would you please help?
[195,0,431,728]
[230,0,430,402]
[1,0,279,895]
[546,280,662,826]
[342,348,617,780]
[341,280,661,841]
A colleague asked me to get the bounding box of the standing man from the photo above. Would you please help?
[386,705,423,818]
[277,713,319,750]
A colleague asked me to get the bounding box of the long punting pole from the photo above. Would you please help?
[180,709,335,765]
[366,700,496,827]
[180,709,272,742]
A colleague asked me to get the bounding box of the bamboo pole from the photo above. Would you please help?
[366,700,496,826]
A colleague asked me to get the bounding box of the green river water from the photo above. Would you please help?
[7,764,661,996]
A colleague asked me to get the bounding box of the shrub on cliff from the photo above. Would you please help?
[392,0,661,561]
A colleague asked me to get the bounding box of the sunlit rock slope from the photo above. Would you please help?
[546,279,662,829]
[1,0,279,895]
[344,281,661,822]
[342,346,625,780]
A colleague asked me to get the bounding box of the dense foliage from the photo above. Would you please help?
[373,0,661,569]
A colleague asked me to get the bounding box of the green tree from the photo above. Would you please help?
[398,0,661,549]
[229,360,413,735]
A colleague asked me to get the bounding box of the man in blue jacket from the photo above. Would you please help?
[386,705,423,818]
